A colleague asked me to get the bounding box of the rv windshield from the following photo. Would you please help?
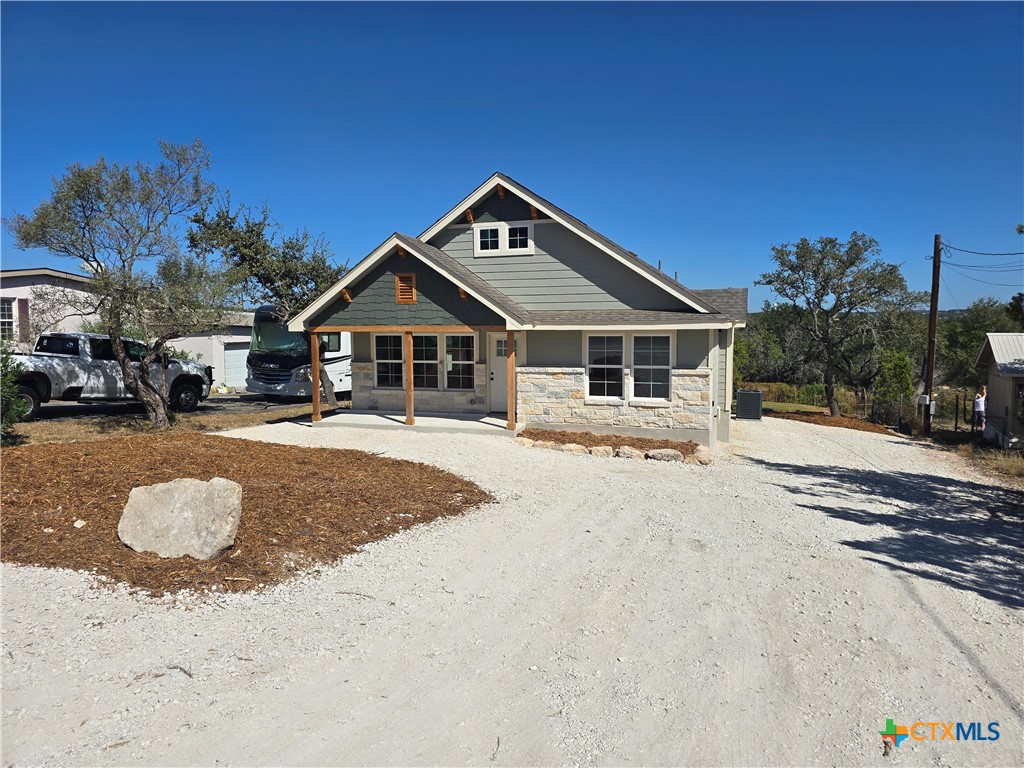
[251,321,308,355]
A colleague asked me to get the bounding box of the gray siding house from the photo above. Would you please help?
[290,173,747,446]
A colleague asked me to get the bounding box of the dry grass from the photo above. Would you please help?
[519,428,698,454]
[1,433,491,594]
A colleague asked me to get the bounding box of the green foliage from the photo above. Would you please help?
[188,198,345,320]
[939,297,1019,389]
[1007,293,1024,329]
[756,232,925,415]
[874,349,915,403]
[1,344,28,443]
[2,140,234,428]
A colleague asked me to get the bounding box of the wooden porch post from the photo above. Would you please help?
[310,331,322,422]
[404,330,415,425]
[506,330,516,430]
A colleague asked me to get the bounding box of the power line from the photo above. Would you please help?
[942,242,1024,257]
[943,260,1023,272]
[943,263,1024,287]
[939,272,960,309]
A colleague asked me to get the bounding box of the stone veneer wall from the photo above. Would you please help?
[516,366,712,430]
[351,362,488,413]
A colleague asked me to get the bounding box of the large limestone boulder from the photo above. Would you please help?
[646,448,684,462]
[118,477,242,560]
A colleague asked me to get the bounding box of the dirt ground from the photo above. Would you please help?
[764,410,895,435]
[2,417,1022,767]
[0,433,490,594]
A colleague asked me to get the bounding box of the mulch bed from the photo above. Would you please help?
[764,411,895,435]
[0,434,491,595]
[518,428,698,455]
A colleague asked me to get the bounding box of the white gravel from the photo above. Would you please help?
[2,417,1022,767]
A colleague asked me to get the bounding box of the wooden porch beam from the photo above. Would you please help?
[404,330,415,426]
[310,331,322,422]
[506,330,516,430]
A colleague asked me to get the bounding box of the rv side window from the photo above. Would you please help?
[323,333,341,353]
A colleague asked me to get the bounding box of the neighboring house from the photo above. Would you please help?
[290,173,747,446]
[168,312,254,390]
[976,333,1024,449]
[1,266,252,390]
[0,267,98,350]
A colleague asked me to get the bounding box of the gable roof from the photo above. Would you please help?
[288,233,531,331]
[418,172,718,314]
[690,289,748,324]
[976,333,1024,376]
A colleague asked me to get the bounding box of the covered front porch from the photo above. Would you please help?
[309,408,513,434]
[309,326,520,430]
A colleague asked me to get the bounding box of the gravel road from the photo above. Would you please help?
[2,417,1021,767]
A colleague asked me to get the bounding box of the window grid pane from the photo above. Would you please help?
[412,335,438,361]
[375,335,403,388]
[447,364,474,390]
[412,362,439,389]
[479,228,499,250]
[0,300,13,321]
[446,335,474,362]
[633,336,670,399]
[508,226,529,249]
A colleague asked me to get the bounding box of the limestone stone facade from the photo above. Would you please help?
[351,361,488,413]
[516,366,712,431]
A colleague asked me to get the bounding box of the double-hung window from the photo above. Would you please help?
[0,299,14,341]
[445,335,475,390]
[412,335,439,389]
[374,335,403,388]
[587,335,624,398]
[472,221,534,257]
[632,336,671,399]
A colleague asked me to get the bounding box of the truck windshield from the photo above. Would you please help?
[251,321,308,355]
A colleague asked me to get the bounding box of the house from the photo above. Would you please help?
[0,267,252,391]
[0,267,98,350]
[289,173,747,446]
[168,312,254,391]
[976,333,1024,449]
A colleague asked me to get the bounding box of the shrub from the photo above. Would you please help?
[1,344,28,443]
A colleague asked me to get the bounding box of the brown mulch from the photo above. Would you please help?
[0,433,491,595]
[764,411,895,435]
[518,428,698,455]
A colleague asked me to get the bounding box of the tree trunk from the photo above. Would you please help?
[824,367,841,417]
[111,336,171,429]
[318,364,338,409]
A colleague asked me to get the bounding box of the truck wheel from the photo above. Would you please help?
[15,385,41,420]
[169,383,200,413]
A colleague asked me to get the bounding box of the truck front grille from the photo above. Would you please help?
[252,368,293,384]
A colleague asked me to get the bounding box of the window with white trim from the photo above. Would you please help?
[445,335,475,390]
[374,335,403,388]
[472,221,534,257]
[587,335,624,398]
[632,335,671,399]
[412,335,439,389]
[0,299,13,342]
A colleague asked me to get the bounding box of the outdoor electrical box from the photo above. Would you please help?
[736,389,763,420]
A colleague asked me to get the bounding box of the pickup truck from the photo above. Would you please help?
[14,332,214,419]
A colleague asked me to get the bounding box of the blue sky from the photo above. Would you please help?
[2,1,1022,311]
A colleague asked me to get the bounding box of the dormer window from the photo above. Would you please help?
[472,221,534,257]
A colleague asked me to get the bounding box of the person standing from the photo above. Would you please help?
[973,385,987,432]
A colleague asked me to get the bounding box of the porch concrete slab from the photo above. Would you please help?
[312,409,514,435]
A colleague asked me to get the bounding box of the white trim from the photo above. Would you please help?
[418,174,709,313]
[288,235,524,331]
[533,322,738,331]
[472,220,535,257]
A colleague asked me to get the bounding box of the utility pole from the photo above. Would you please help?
[923,234,941,435]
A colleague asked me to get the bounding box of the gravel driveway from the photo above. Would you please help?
[2,417,1021,767]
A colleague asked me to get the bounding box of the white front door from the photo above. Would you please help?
[488,333,508,413]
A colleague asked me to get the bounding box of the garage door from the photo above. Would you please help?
[222,343,250,388]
